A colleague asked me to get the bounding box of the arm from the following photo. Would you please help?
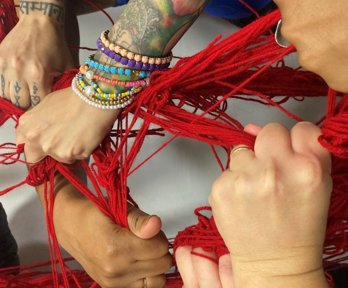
[16,0,210,164]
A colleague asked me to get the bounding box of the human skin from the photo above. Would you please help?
[16,1,210,287]
[209,122,331,288]
[273,0,348,92]
[0,0,74,109]
[16,0,208,164]
[36,173,172,288]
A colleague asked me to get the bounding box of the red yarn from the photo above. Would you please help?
[1,1,348,287]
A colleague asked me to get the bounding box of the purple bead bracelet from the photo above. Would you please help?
[97,39,170,71]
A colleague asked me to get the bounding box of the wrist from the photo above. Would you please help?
[19,0,66,26]
[231,253,329,288]
[233,268,330,288]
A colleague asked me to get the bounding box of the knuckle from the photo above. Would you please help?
[258,163,277,196]
[157,239,170,256]
[28,62,46,82]
[211,172,247,204]
[100,263,119,278]
[296,157,322,188]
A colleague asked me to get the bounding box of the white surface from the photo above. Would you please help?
[0,7,326,265]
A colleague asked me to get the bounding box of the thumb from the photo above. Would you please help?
[127,205,162,240]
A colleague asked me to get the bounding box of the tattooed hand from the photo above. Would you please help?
[0,0,73,109]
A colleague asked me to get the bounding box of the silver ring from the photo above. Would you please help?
[231,146,250,155]
[275,19,290,48]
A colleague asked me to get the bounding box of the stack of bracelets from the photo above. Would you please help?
[72,30,173,110]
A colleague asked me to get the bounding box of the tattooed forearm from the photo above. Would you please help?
[19,1,65,23]
[107,0,208,56]
[31,83,40,107]
[14,82,21,107]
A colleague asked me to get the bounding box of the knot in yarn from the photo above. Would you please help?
[174,207,229,260]
[26,158,57,186]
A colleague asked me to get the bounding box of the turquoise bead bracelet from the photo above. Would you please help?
[86,55,151,78]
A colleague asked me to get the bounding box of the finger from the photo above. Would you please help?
[0,73,9,100]
[131,254,173,279]
[23,143,46,164]
[290,122,331,172]
[229,145,255,171]
[218,254,233,288]
[254,122,293,161]
[127,205,162,239]
[2,74,11,100]
[28,81,50,108]
[130,274,166,288]
[175,246,199,288]
[191,247,222,288]
[244,123,262,136]
[10,80,30,109]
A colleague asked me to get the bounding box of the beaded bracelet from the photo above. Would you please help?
[76,73,143,101]
[80,65,149,88]
[100,30,172,66]
[72,77,135,110]
[86,56,151,78]
[97,38,170,71]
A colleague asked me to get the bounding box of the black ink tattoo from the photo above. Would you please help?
[1,74,5,97]
[31,83,40,107]
[14,82,21,94]
[14,82,21,107]
[19,1,65,23]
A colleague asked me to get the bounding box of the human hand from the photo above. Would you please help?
[209,122,332,288]
[52,176,172,288]
[175,247,233,288]
[16,87,118,163]
[273,0,348,92]
[0,7,73,109]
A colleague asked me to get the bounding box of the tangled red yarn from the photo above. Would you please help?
[1,0,348,287]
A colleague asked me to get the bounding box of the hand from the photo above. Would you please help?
[51,176,172,288]
[16,88,119,163]
[209,122,332,288]
[273,0,348,92]
[175,247,233,288]
[0,14,73,109]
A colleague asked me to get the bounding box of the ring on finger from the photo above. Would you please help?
[231,146,251,155]
[275,19,290,48]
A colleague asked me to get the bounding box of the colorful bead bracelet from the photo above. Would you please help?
[80,66,149,88]
[72,77,135,110]
[86,56,151,78]
[97,38,170,71]
[100,30,172,66]
[76,73,143,101]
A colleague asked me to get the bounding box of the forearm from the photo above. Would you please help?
[95,0,209,63]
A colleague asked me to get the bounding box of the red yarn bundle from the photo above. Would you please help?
[1,0,348,287]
